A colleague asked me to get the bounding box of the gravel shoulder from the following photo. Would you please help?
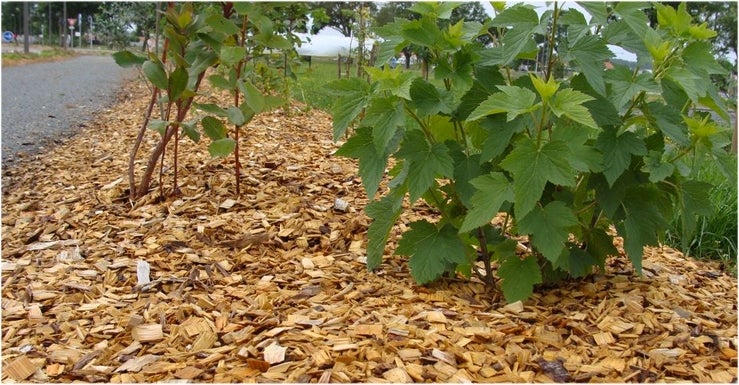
[1,54,137,168]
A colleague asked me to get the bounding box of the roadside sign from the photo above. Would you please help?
[2,31,13,43]
[67,18,76,27]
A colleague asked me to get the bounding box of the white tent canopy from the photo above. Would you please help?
[293,29,375,57]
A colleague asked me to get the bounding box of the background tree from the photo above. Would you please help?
[308,2,378,37]
[374,1,415,27]
[95,2,156,50]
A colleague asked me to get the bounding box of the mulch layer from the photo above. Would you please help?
[1,73,737,383]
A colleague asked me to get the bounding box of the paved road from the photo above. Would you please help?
[1,54,136,168]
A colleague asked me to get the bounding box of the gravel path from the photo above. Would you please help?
[1,54,137,168]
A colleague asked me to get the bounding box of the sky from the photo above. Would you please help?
[296,1,638,62]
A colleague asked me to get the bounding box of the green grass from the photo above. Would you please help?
[665,155,738,275]
[290,58,346,111]
[290,57,425,111]
[2,46,77,66]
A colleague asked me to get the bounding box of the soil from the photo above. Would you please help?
[1,74,736,383]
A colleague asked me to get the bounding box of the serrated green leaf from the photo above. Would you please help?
[659,77,689,111]
[647,102,689,146]
[498,255,542,303]
[518,201,578,263]
[326,78,372,140]
[530,73,559,103]
[683,41,727,76]
[570,75,621,128]
[699,85,731,123]
[364,66,415,100]
[491,4,538,26]
[613,2,650,37]
[208,138,236,158]
[655,2,691,37]
[410,79,455,117]
[551,123,604,172]
[641,150,674,183]
[397,130,455,202]
[220,46,246,66]
[201,116,228,140]
[577,2,608,25]
[454,66,506,121]
[143,61,168,90]
[427,115,457,143]
[665,65,704,102]
[375,36,406,67]
[434,48,475,88]
[459,172,514,233]
[365,189,405,270]
[468,86,538,122]
[559,8,589,45]
[501,138,576,218]
[335,126,388,200]
[549,88,597,128]
[450,151,488,209]
[595,128,647,186]
[685,114,720,137]
[479,115,524,163]
[618,186,669,273]
[396,221,467,285]
[363,97,405,153]
[689,22,717,40]
[567,35,612,95]
[401,17,442,47]
[489,5,540,66]
[410,2,457,19]
[604,65,660,109]
[557,247,599,278]
[585,228,618,268]
[113,50,145,67]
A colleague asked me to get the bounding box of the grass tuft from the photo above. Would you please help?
[665,155,738,275]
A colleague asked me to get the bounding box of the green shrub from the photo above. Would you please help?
[326,2,734,302]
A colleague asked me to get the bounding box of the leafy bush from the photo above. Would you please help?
[115,3,298,199]
[327,2,733,302]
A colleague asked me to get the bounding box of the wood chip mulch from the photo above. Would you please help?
[2,75,737,383]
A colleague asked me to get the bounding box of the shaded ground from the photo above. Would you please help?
[1,76,737,383]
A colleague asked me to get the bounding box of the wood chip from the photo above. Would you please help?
[132,324,163,342]
[173,366,203,380]
[264,343,287,364]
[382,367,413,383]
[4,355,39,380]
[0,69,735,384]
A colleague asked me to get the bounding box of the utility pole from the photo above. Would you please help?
[63,1,67,49]
[48,3,52,46]
[23,2,30,53]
